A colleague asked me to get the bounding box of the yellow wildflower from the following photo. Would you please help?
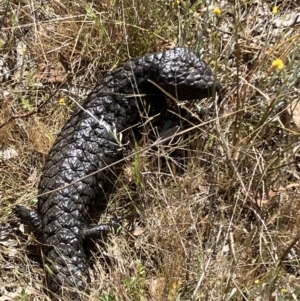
[281,288,287,293]
[254,279,260,284]
[59,98,66,106]
[272,59,284,70]
[272,6,278,14]
[214,7,221,17]
[172,0,180,7]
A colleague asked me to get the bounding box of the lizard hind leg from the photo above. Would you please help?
[83,216,121,239]
[14,205,43,236]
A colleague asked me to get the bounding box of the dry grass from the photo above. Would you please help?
[1,0,300,300]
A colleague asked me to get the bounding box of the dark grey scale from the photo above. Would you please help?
[14,46,222,300]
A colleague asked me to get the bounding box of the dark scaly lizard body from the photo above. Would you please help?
[14,47,222,299]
